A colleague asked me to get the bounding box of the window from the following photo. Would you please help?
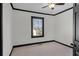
[31,16,44,38]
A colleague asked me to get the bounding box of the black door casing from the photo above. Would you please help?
[0,3,3,56]
[73,3,79,56]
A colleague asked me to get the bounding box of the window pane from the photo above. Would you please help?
[33,18,42,36]
[31,16,44,38]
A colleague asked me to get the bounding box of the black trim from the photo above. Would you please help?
[73,3,76,56]
[13,40,73,48]
[10,3,54,16]
[53,40,73,48]
[14,8,54,16]
[10,3,14,9]
[9,47,14,56]
[0,3,3,56]
[73,3,78,56]
[54,7,73,16]
[13,40,54,48]
[10,3,73,16]
[31,16,44,38]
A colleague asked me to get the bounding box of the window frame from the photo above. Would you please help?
[31,16,44,38]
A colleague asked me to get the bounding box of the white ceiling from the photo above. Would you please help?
[13,3,73,14]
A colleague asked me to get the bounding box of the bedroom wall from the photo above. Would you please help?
[54,9,73,46]
[12,10,56,45]
[12,7,73,46]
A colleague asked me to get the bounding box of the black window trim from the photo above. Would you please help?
[31,16,44,38]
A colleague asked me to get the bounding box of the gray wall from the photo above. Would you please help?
[54,9,73,46]
[3,4,13,56]
[12,8,73,46]
[12,10,56,45]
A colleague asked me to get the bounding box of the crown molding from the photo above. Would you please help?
[10,3,73,16]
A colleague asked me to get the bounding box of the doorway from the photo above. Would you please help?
[73,3,79,56]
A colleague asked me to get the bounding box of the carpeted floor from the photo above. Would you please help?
[11,42,73,56]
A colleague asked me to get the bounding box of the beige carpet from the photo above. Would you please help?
[11,42,73,56]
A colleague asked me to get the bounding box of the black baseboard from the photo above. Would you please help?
[53,40,73,48]
[9,47,14,56]
[9,40,73,56]
[13,40,73,48]
[13,40,54,48]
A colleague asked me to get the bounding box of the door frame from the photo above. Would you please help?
[0,3,3,56]
[73,3,79,56]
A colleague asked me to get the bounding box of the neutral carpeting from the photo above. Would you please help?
[11,42,73,56]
